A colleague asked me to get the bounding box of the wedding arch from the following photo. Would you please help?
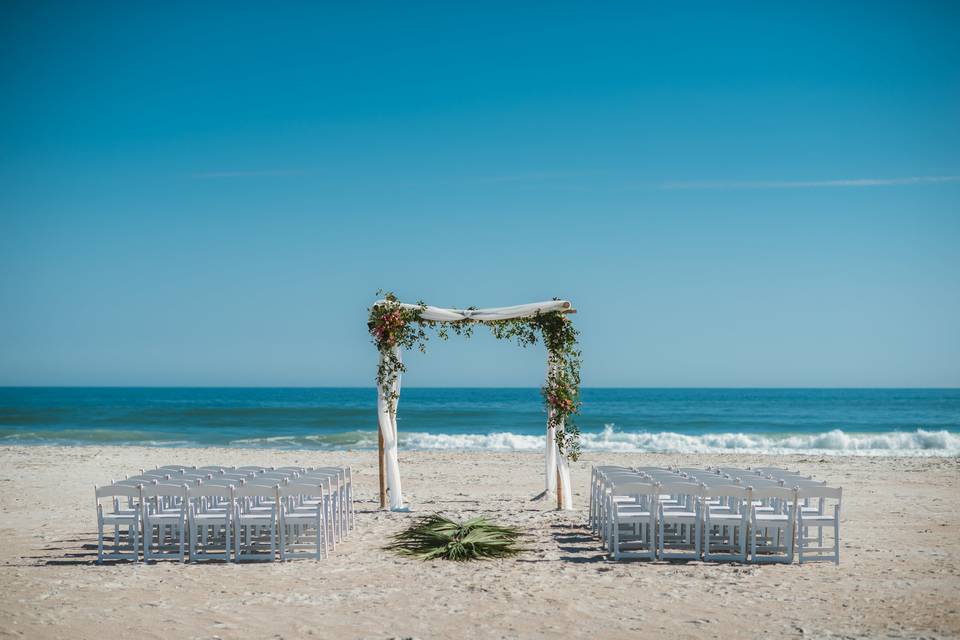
[369,292,582,511]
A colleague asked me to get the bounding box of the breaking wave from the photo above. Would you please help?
[4,425,958,456]
[397,425,960,456]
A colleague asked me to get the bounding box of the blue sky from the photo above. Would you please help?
[1,2,958,387]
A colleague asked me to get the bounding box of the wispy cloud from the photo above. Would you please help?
[658,175,960,190]
[471,171,592,185]
[190,169,314,179]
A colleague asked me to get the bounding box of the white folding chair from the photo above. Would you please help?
[233,483,278,562]
[609,480,659,560]
[598,470,646,548]
[749,485,797,564]
[188,484,234,562]
[278,482,329,561]
[308,467,354,532]
[142,483,189,562]
[589,465,630,534]
[95,484,142,563]
[301,469,348,542]
[702,484,751,563]
[657,481,704,560]
[797,485,841,565]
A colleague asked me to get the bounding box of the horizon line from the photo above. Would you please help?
[1,385,957,390]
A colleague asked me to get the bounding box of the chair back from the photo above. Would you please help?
[280,482,325,500]
[142,483,189,499]
[748,484,797,502]
[96,484,142,499]
[701,483,751,501]
[234,483,279,500]
[796,485,842,501]
[610,481,659,497]
[657,480,703,495]
[189,483,234,500]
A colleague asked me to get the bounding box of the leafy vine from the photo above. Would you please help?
[368,291,582,460]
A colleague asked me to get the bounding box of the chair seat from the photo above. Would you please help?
[616,509,652,519]
[284,510,321,521]
[247,505,276,513]
[193,512,229,522]
[708,513,747,522]
[661,511,697,519]
[755,513,789,523]
[237,514,274,524]
[146,512,183,521]
[800,515,837,523]
[102,513,138,524]
[616,503,652,511]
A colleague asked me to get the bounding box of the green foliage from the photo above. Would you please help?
[385,513,525,561]
[368,291,583,460]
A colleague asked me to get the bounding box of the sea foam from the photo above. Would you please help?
[397,425,960,456]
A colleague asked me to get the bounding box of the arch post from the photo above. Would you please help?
[378,428,386,509]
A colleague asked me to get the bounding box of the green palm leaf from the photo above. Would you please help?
[386,513,525,561]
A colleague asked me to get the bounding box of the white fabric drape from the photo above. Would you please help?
[379,300,571,323]
[555,422,573,509]
[377,347,404,510]
[374,299,575,511]
[545,357,574,510]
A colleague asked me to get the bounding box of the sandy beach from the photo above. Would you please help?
[0,445,957,640]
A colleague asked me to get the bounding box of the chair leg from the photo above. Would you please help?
[144,522,151,562]
[612,514,620,560]
[133,519,140,563]
[234,524,241,563]
[189,520,196,562]
[316,513,323,560]
[834,513,841,566]
[96,520,104,564]
[739,522,746,562]
[322,510,329,558]
[658,518,665,560]
[178,516,185,563]
[786,524,794,563]
[797,516,805,564]
[695,520,701,559]
[704,519,711,559]
[270,523,277,560]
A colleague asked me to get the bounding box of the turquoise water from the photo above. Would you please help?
[1,387,958,455]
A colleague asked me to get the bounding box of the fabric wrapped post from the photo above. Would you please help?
[376,347,405,510]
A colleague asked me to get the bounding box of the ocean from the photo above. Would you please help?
[1,387,958,456]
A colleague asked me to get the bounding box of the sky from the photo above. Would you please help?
[1,2,958,388]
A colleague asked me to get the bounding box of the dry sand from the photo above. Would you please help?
[0,445,957,639]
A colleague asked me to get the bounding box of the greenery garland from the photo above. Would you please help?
[368,291,582,460]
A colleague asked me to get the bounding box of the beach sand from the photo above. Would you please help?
[0,445,957,640]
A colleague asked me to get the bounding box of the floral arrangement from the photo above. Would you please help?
[368,291,582,460]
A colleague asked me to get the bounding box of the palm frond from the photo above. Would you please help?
[386,513,525,561]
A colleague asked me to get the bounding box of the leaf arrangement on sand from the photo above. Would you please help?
[385,513,525,561]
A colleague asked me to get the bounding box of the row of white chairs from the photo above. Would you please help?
[590,465,841,564]
[95,464,354,563]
